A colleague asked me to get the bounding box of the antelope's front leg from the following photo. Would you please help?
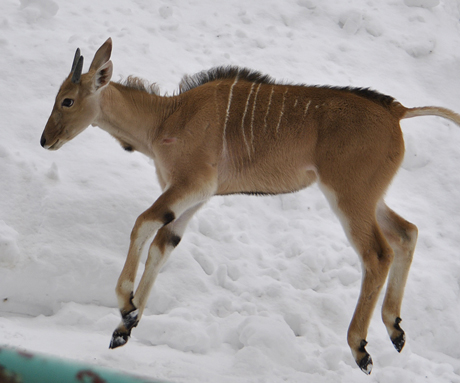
[109,213,164,349]
[109,180,214,349]
[128,203,203,320]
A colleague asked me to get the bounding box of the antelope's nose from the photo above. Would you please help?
[40,134,46,148]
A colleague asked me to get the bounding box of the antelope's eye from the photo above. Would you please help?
[62,98,74,108]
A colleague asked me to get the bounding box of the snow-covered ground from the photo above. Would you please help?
[1,0,460,382]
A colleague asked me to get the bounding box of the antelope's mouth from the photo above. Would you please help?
[47,139,61,150]
[41,127,66,150]
[41,137,63,151]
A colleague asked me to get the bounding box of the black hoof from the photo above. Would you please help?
[392,332,406,353]
[110,303,139,349]
[357,340,373,375]
[109,330,129,349]
[122,309,139,330]
[358,353,373,375]
[392,317,406,353]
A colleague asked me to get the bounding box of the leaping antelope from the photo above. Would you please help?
[40,38,460,374]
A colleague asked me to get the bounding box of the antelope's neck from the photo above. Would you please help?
[94,82,179,156]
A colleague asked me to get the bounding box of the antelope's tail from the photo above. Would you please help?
[399,105,460,126]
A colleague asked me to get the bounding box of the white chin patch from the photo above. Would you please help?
[47,139,64,150]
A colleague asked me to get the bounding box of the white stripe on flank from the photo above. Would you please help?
[223,76,239,145]
[241,83,256,157]
[303,99,312,118]
[250,83,262,153]
[275,88,288,134]
[264,86,275,131]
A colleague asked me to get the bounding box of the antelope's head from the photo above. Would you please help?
[40,38,114,150]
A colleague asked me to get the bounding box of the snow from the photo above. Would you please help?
[1,0,460,382]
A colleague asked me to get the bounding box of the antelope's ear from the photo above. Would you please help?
[94,60,113,90]
[89,37,112,71]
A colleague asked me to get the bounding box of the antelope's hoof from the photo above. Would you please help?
[123,309,139,330]
[391,317,406,353]
[109,308,139,349]
[109,330,129,349]
[392,332,405,352]
[356,340,373,375]
[358,353,373,375]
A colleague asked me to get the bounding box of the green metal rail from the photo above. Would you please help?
[0,346,170,383]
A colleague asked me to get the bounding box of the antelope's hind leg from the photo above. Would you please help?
[320,182,395,375]
[344,214,394,374]
[377,202,418,353]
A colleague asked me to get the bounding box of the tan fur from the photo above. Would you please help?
[41,38,460,374]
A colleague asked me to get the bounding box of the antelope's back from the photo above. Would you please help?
[176,75,402,196]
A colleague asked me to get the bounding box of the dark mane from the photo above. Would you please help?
[179,66,396,109]
[119,66,395,110]
[179,66,277,93]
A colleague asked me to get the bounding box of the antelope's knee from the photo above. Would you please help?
[362,246,394,283]
[163,211,175,225]
[169,234,181,247]
[153,228,182,253]
[378,246,394,266]
[396,222,418,262]
[402,223,418,248]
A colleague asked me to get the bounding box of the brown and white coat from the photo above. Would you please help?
[41,38,460,374]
